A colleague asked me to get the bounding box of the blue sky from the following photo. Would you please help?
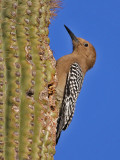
[49,0,120,159]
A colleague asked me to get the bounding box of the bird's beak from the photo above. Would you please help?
[64,25,79,43]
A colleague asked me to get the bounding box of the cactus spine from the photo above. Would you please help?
[0,0,59,159]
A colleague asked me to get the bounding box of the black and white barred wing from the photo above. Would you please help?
[56,63,84,143]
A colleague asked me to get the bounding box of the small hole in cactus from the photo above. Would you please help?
[50,105,55,111]
[48,83,54,97]
[48,84,52,88]
[26,89,34,97]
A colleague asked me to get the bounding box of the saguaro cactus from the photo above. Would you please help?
[0,0,60,159]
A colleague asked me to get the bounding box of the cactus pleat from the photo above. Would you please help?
[0,0,60,159]
[16,1,35,159]
[1,0,20,159]
[0,0,6,159]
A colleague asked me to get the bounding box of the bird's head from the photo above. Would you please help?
[64,25,96,70]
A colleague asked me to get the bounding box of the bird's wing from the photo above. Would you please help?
[56,63,84,143]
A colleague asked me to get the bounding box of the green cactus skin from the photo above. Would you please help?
[1,0,21,159]
[0,0,6,159]
[0,0,60,159]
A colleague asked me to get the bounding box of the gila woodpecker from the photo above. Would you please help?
[56,25,96,144]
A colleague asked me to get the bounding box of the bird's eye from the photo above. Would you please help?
[84,43,88,47]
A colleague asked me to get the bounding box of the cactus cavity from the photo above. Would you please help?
[0,0,60,159]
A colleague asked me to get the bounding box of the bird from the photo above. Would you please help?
[56,25,96,144]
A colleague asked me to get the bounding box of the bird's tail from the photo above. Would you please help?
[56,131,61,144]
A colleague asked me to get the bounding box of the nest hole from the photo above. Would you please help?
[50,105,55,111]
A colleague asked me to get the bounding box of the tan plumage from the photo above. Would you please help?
[56,25,96,143]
